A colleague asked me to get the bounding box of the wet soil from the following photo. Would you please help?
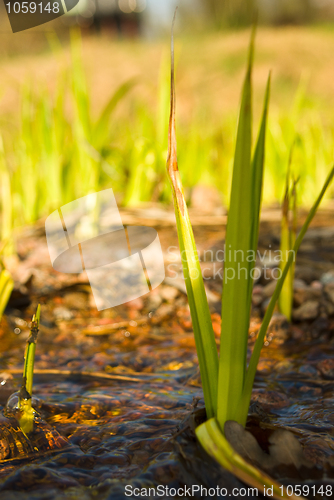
[1,207,334,499]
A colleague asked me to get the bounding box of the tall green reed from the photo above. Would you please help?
[167,26,334,433]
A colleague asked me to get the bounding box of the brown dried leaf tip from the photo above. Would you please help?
[166,8,186,216]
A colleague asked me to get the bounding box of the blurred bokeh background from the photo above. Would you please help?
[1,0,334,242]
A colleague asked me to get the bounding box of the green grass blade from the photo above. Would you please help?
[166,15,218,419]
[240,164,334,425]
[278,149,299,321]
[279,213,292,319]
[0,269,14,321]
[230,73,271,426]
[0,136,13,251]
[217,29,255,427]
[93,78,137,149]
[278,166,293,320]
[290,175,298,291]
[249,74,271,264]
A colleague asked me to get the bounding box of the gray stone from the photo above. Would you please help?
[323,299,334,316]
[268,313,290,340]
[262,280,277,298]
[317,359,334,380]
[160,286,179,302]
[324,284,334,305]
[63,292,88,310]
[293,286,322,307]
[148,293,163,310]
[252,294,263,306]
[298,364,318,377]
[310,280,323,290]
[293,279,307,289]
[261,297,271,314]
[292,300,319,321]
[321,270,334,285]
[53,306,74,321]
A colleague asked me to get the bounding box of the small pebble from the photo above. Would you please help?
[310,316,330,338]
[299,386,322,397]
[293,286,322,307]
[298,364,318,377]
[251,389,290,409]
[324,284,334,305]
[160,286,179,302]
[293,278,307,289]
[53,306,74,321]
[292,300,319,321]
[320,270,334,286]
[262,280,277,298]
[148,294,163,310]
[261,297,271,314]
[275,360,295,373]
[63,292,88,310]
[310,280,323,290]
[252,294,263,306]
[269,313,289,340]
[291,325,304,340]
[323,300,334,316]
[317,359,334,380]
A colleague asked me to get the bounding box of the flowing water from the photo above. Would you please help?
[0,213,334,499]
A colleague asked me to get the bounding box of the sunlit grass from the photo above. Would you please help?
[1,30,334,241]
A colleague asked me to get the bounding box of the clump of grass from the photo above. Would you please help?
[166,20,334,494]
[1,30,334,238]
[0,30,136,236]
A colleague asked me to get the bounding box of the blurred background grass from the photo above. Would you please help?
[1,0,334,241]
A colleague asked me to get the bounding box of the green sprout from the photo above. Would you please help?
[18,305,41,435]
[278,160,299,321]
[167,23,334,495]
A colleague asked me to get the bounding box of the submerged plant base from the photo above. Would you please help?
[0,410,70,463]
[196,418,301,500]
[175,408,331,500]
